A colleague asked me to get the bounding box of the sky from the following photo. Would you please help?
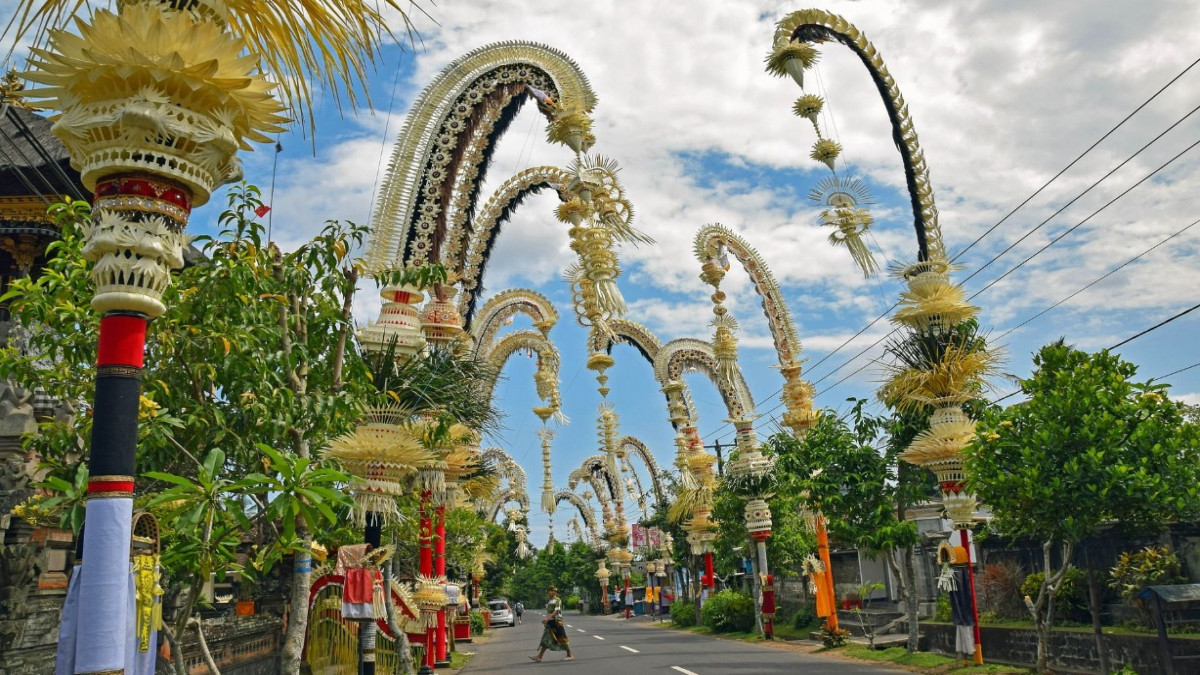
[5,0,1200,549]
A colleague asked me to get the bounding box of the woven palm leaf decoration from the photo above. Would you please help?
[7,0,423,134]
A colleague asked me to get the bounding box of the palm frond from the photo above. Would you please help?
[6,0,426,134]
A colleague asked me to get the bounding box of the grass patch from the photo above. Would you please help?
[772,622,816,640]
[844,646,955,666]
[841,645,1031,672]
[449,651,474,669]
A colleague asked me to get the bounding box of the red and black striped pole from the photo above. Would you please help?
[67,174,191,674]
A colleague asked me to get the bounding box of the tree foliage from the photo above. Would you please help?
[966,341,1200,545]
[965,340,1200,672]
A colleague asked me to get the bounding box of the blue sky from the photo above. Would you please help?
[6,0,1200,548]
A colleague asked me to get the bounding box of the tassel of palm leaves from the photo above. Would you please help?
[364,342,503,436]
[892,274,978,332]
[765,42,820,84]
[879,323,1000,412]
[897,417,977,466]
[7,0,426,134]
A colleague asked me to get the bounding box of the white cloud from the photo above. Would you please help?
[11,0,1200,547]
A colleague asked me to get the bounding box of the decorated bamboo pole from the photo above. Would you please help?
[419,492,435,670]
[435,505,448,665]
[360,513,383,675]
[20,1,286,668]
[961,528,983,665]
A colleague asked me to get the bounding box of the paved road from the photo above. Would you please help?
[460,611,902,674]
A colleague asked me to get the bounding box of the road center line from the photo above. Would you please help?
[671,667,699,675]
[565,624,572,628]
[593,635,606,640]
[619,646,639,653]
[577,629,586,633]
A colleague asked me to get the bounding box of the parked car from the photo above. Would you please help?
[488,600,515,627]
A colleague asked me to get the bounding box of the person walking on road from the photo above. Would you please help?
[515,601,524,625]
[530,587,573,662]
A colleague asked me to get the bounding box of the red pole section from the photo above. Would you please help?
[703,553,715,588]
[419,491,434,669]
[961,528,984,665]
[435,505,447,663]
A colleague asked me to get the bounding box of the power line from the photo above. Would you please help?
[952,54,1200,263]
[1110,301,1200,350]
[991,303,1200,404]
[1152,361,1200,382]
[962,102,1200,287]
[700,58,1200,441]
[995,216,1199,340]
[967,134,1200,302]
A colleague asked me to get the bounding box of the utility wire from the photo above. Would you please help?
[991,302,1200,404]
[701,57,1200,441]
[703,211,1199,439]
[968,135,1200,302]
[962,101,1200,286]
[995,217,1200,340]
[1151,361,1200,382]
[953,54,1200,262]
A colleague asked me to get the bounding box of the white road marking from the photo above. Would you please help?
[565,624,572,628]
[619,646,639,653]
[577,629,586,633]
[671,667,700,675]
[593,635,606,640]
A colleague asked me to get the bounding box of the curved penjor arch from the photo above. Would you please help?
[367,41,596,272]
[457,166,572,320]
[772,10,943,262]
[654,338,755,421]
[588,319,699,426]
[471,288,560,354]
[693,223,817,435]
[481,329,564,418]
[619,436,665,504]
[553,490,600,542]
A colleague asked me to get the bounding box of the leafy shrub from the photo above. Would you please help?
[791,601,818,630]
[701,590,756,633]
[468,610,485,635]
[1110,546,1185,628]
[670,600,696,627]
[565,594,581,610]
[979,560,1028,620]
[935,594,951,622]
[1022,567,1089,623]
[819,620,850,647]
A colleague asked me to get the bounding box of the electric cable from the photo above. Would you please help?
[963,102,1200,286]
[967,135,1200,302]
[995,217,1200,341]
[991,302,1200,404]
[953,55,1200,263]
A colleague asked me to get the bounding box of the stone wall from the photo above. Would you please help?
[180,615,282,675]
[918,622,1200,673]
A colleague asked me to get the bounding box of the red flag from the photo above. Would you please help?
[254,205,271,218]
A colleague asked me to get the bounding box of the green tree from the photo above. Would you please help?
[1,188,371,673]
[771,400,932,652]
[965,340,1200,673]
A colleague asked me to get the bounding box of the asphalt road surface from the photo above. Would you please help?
[459,611,904,674]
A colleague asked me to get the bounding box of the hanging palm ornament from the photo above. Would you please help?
[694,239,742,383]
[325,406,432,525]
[809,176,878,277]
[766,31,882,278]
[513,525,533,560]
[539,428,556,515]
[765,40,820,88]
[558,155,652,353]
